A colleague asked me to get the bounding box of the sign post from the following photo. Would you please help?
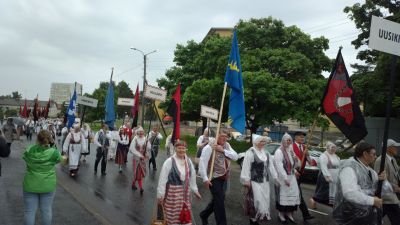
[77,96,98,127]
[369,16,399,213]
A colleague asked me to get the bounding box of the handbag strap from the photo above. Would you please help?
[152,199,166,222]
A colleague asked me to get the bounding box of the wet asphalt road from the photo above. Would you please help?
[1,135,367,225]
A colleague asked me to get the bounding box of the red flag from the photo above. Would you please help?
[321,49,367,144]
[22,99,28,118]
[167,84,181,144]
[44,99,51,119]
[33,95,39,121]
[131,84,140,127]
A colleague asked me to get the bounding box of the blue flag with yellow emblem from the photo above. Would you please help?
[224,30,245,134]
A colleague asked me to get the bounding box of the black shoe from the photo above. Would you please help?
[303,215,314,221]
[101,172,107,175]
[132,185,137,190]
[153,167,157,171]
[140,189,144,195]
[200,215,208,225]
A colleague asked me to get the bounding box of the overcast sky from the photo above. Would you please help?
[0,0,364,100]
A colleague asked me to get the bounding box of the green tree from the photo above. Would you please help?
[159,17,331,133]
[344,1,400,117]
[84,80,134,122]
[4,108,18,117]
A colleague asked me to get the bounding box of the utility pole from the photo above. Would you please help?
[130,48,157,127]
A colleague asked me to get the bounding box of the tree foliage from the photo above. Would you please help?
[84,80,134,122]
[345,1,400,117]
[158,17,332,133]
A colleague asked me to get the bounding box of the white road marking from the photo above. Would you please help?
[308,208,329,216]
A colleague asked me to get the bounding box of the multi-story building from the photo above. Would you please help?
[50,83,82,105]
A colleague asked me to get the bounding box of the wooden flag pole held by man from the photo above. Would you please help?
[209,29,246,179]
[208,83,228,179]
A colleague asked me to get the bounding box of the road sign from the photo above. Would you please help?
[77,96,98,108]
[369,15,400,56]
[117,98,135,106]
[144,84,167,102]
[200,105,219,121]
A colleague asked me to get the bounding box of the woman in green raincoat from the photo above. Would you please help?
[23,130,61,225]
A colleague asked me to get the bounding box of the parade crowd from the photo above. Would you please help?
[1,116,400,225]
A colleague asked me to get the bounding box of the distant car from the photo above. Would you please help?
[237,143,321,181]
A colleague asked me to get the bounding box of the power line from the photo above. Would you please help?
[302,18,350,31]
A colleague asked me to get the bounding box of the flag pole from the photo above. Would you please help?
[301,108,320,173]
[209,82,228,179]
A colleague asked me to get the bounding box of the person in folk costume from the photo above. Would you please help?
[123,122,133,164]
[1,118,17,150]
[198,129,238,225]
[273,133,300,224]
[165,133,175,157]
[195,128,212,171]
[157,140,202,225]
[108,128,119,160]
[333,142,390,225]
[148,125,163,171]
[25,117,35,141]
[310,141,341,208]
[93,123,111,175]
[129,126,151,194]
[46,123,56,148]
[62,123,87,177]
[115,127,130,172]
[80,123,93,162]
[373,139,400,225]
[291,131,315,221]
[240,134,278,225]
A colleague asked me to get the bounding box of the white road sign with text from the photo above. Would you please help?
[369,15,400,56]
[200,105,219,121]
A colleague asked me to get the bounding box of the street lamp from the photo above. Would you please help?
[130,47,157,127]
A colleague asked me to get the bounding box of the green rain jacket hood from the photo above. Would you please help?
[23,144,61,193]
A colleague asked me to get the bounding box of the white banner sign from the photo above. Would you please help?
[200,105,219,120]
[369,15,400,56]
[144,84,167,102]
[117,98,135,106]
[77,96,98,108]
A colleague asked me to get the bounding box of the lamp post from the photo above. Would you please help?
[130,48,157,127]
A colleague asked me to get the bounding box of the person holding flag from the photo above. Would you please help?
[198,29,242,225]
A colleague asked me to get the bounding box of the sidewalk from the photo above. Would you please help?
[0,139,102,225]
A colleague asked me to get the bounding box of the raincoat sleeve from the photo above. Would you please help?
[157,158,172,198]
[80,134,87,153]
[129,138,143,158]
[62,133,71,153]
[268,152,278,180]
[240,149,253,184]
[320,153,331,178]
[339,167,374,206]
[196,136,204,147]
[190,159,199,193]
[93,132,102,148]
[274,149,288,181]
[199,145,212,182]
[52,148,62,163]
[224,143,238,161]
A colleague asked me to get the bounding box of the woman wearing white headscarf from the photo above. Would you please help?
[310,141,340,208]
[62,123,87,177]
[129,126,150,194]
[240,134,278,225]
[273,133,300,224]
